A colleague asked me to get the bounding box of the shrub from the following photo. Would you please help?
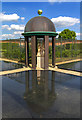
[65,44,70,49]
[55,51,61,58]
[49,46,52,59]
[62,50,71,57]
[1,42,82,62]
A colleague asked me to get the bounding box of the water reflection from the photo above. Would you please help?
[57,61,82,72]
[3,70,80,118]
[0,60,23,71]
[24,71,56,114]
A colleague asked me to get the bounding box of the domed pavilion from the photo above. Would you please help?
[22,10,58,69]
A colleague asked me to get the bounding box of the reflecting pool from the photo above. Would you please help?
[2,70,80,118]
[0,61,23,71]
[57,61,82,72]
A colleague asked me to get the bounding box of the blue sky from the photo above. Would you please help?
[0,2,80,40]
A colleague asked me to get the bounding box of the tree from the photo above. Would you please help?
[58,29,76,39]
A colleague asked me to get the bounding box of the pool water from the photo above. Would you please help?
[57,61,82,72]
[0,61,23,71]
[2,70,80,118]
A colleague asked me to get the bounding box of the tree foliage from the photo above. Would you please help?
[58,29,76,39]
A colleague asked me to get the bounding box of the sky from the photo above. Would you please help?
[0,1,81,40]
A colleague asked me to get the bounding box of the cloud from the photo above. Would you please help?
[2,25,11,30]
[76,33,80,36]
[55,31,61,38]
[1,34,15,39]
[76,33,81,40]
[21,17,25,20]
[57,31,61,34]
[2,24,25,31]
[0,13,20,21]
[1,32,23,40]
[76,33,82,36]
[51,16,80,28]
[1,24,25,39]
[10,24,24,30]
[14,31,23,35]
[1,30,23,40]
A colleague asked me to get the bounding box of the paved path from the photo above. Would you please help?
[0,58,81,65]
[0,58,24,65]
[49,67,81,77]
[55,58,81,65]
[0,66,81,77]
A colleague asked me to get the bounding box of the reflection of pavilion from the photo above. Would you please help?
[24,71,56,114]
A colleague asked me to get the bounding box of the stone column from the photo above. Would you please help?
[44,36,49,69]
[36,38,37,65]
[31,36,36,69]
[25,37,29,67]
[52,36,55,67]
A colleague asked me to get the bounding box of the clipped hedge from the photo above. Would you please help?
[1,42,81,62]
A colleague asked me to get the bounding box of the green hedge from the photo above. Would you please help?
[1,42,81,62]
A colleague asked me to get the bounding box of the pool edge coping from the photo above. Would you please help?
[0,66,81,77]
[0,58,81,77]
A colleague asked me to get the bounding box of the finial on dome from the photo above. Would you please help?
[38,9,42,16]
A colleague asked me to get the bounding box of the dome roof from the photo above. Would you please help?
[24,16,56,32]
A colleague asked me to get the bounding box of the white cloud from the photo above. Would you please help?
[1,34,15,39]
[21,17,25,20]
[76,33,82,36]
[56,31,61,38]
[2,25,11,30]
[14,31,23,35]
[57,31,61,34]
[1,32,23,40]
[10,24,24,30]
[0,13,20,21]
[51,16,80,28]
[1,30,23,40]
[2,24,25,31]
[76,33,80,36]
